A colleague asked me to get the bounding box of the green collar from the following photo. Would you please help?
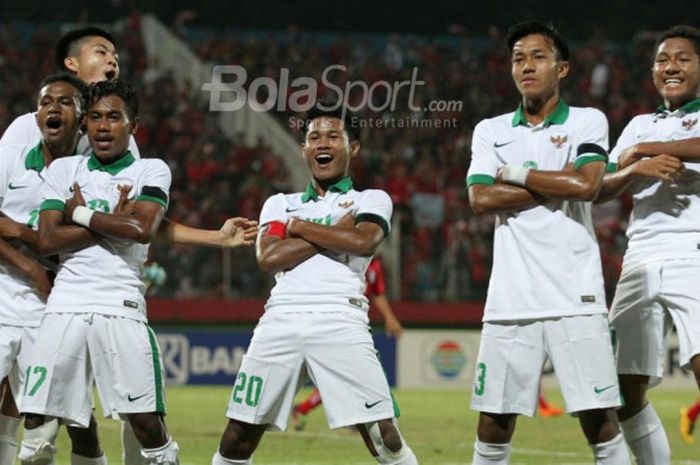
[87,151,135,175]
[655,98,700,115]
[301,177,353,202]
[512,99,570,127]
[25,142,46,172]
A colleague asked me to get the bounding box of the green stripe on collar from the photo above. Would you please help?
[301,177,354,202]
[512,99,569,127]
[87,151,135,175]
[25,143,46,172]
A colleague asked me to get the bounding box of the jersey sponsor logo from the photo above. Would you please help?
[8,182,28,190]
[683,118,698,131]
[493,140,515,148]
[580,295,596,303]
[127,393,148,402]
[593,384,615,394]
[550,134,568,148]
[338,200,354,209]
[348,298,363,308]
[123,300,139,309]
[364,400,382,409]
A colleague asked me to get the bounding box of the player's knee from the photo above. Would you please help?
[18,418,59,464]
[363,420,414,464]
[141,437,179,465]
[578,408,620,443]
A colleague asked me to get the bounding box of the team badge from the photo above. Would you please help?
[338,200,354,209]
[682,118,698,131]
[550,134,568,148]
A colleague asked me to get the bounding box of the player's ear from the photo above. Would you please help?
[349,139,360,159]
[300,141,306,159]
[63,56,79,74]
[130,116,139,135]
[557,60,570,80]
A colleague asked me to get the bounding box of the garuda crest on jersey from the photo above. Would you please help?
[550,134,568,148]
[682,118,698,131]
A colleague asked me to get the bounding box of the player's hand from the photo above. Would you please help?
[27,262,52,301]
[216,217,259,247]
[632,154,684,182]
[64,182,87,222]
[617,144,644,170]
[114,184,135,215]
[384,314,403,338]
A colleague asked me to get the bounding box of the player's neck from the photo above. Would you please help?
[41,139,78,166]
[311,175,345,197]
[521,92,560,126]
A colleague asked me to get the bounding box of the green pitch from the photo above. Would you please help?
[37,387,700,464]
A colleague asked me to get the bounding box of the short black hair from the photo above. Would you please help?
[655,25,700,58]
[86,79,139,121]
[55,27,116,71]
[505,21,569,61]
[301,102,360,142]
[39,73,88,99]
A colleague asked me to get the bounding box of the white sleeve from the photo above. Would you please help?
[356,189,393,236]
[609,118,640,168]
[573,109,609,170]
[0,113,40,148]
[466,119,499,186]
[259,194,287,226]
[136,160,171,209]
[0,145,22,203]
[40,159,72,211]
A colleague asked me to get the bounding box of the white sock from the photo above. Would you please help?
[211,450,253,465]
[121,421,146,465]
[18,418,59,465]
[71,452,109,465]
[0,414,21,465]
[141,437,179,465]
[620,404,670,465]
[471,439,511,465]
[589,433,631,465]
[386,446,418,465]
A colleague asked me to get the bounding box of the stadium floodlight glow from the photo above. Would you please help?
[201,64,426,116]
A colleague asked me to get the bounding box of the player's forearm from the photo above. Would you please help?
[87,211,162,244]
[257,238,320,273]
[0,237,40,276]
[629,138,700,164]
[37,225,96,256]
[521,165,604,201]
[469,183,541,215]
[373,295,395,319]
[157,220,223,247]
[288,220,380,257]
[594,168,636,204]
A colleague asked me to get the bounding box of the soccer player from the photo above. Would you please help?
[0,73,114,465]
[211,107,419,465]
[20,80,178,465]
[466,21,630,464]
[291,256,404,430]
[680,396,700,444]
[595,25,700,464]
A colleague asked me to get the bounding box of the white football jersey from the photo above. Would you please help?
[0,143,49,326]
[259,178,392,311]
[609,99,700,266]
[467,101,609,321]
[40,152,170,321]
[1,111,141,158]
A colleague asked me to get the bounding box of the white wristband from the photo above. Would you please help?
[72,205,95,227]
[501,164,530,186]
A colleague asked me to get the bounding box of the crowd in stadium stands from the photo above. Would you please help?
[0,17,658,301]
